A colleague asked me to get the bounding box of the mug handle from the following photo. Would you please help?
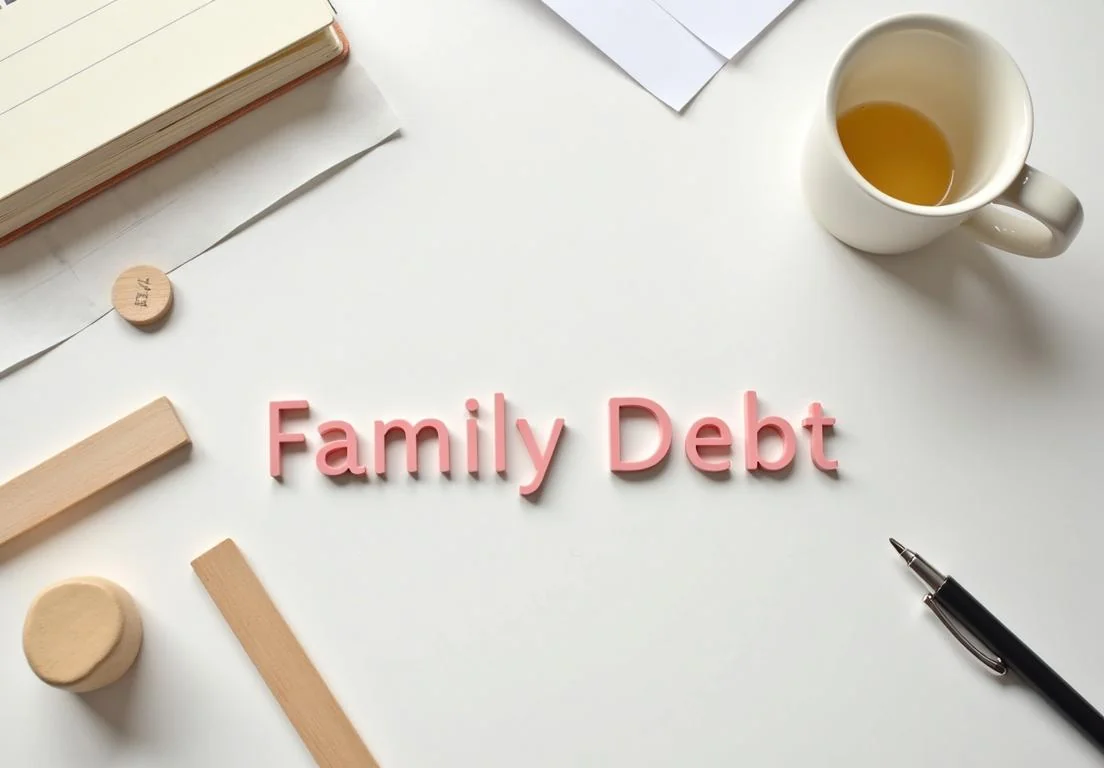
[962,165,1084,258]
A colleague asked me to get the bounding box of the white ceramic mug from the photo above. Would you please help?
[801,13,1084,257]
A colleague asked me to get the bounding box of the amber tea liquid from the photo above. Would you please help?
[836,101,954,206]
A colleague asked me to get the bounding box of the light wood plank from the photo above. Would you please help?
[0,396,190,547]
[192,538,380,768]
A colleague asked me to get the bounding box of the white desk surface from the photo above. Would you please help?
[2,0,1103,765]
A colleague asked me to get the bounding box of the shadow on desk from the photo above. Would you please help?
[0,444,192,567]
[849,229,1058,370]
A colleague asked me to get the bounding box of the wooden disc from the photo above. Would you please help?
[111,266,173,327]
[22,577,143,693]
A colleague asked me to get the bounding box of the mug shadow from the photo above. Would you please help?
[847,229,1058,369]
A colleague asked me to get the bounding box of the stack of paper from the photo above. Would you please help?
[542,0,799,111]
[0,60,400,380]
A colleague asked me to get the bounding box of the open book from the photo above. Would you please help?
[0,0,348,245]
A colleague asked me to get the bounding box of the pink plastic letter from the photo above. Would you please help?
[802,402,838,471]
[269,400,309,478]
[466,398,480,475]
[373,419,451,476]
[684,417,733,473]
[743,391,796,472]
[516,418,565,497]
[494,393,507,474]
[316,420,368,477]
[609,397,672,472]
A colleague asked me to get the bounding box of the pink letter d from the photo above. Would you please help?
[609,397,672,472]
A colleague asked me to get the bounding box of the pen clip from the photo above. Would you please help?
[923,594,1008,676]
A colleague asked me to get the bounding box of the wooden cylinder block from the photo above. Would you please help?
[22,577,143,693]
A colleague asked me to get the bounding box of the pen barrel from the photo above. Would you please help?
[934,577,1104,751]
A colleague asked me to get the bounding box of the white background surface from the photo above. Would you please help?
[2,0,1103,765]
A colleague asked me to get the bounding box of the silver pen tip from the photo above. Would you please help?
[889,538,945,591]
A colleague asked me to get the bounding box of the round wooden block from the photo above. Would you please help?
[22,577,143,693]
[111,265,173,327]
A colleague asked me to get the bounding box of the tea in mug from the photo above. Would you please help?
[836,101,954,206]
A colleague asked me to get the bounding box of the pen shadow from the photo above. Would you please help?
[983,662,1104,756]
[920,606,1104,756]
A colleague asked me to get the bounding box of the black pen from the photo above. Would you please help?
[890,538,1104,752]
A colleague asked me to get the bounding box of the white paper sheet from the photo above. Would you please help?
[651,0,800,59]
[542,0,726,111]
[0,57,400,379]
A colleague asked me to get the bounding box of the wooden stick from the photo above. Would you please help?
[0,397,190,548]
[192,539,380,768]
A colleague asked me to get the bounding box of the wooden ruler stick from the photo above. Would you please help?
[0,396,190,548]
[192,538,380,768]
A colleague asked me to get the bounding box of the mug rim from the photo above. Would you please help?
[823,12,1034,218]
